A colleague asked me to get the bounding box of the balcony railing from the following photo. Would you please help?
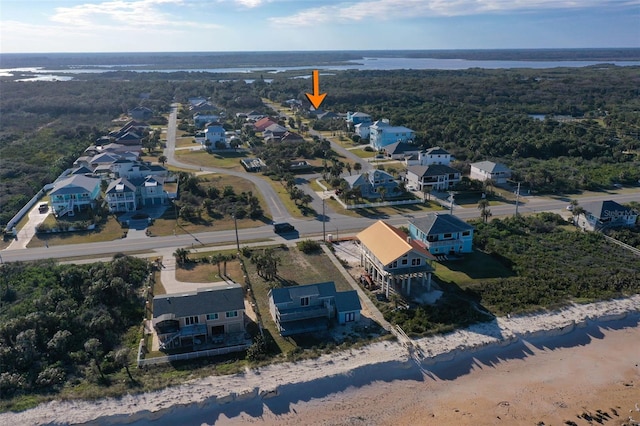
[278,306,329,323]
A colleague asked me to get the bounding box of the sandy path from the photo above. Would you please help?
[2,297,639,426]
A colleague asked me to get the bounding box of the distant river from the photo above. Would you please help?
[2,57,640,81]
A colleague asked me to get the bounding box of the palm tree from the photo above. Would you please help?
[378,186,387,202]
[353,162,362,174]
[478,199,492,223]
[422,185,432,201]
[158,155,167,166]
[173,248,190,265]
[345,162,352,176]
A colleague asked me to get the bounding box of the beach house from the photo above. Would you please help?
[357,220,434,298]
[152,285,247,351]
[268,282,362,336]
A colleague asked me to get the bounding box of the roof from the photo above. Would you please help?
[410,213,474,235]
[51,174,100,195]
[471,161,511,173]
[270,282,337,305]
[370,121,414,133]
[357,220,431,265]
[343,173,367,188]
[106,178,136,194]
[334,290,362,313]
[264,123,288,133]
[153,285,244,319]
[581,200,636,219]
[350,111,371,118]
[407,164,460,178]
[424,146,450,156]
[384,141,420,155]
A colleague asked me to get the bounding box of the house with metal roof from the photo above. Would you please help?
[268,282,362,336]
[470,161,512,184]
[575,200,638,231]
[357,221,434,298]
[50,174,101,217]
[152,285,248,351]
[409,213,474,255]
[405,164,462,191]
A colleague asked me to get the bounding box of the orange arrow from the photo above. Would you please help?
[305,70,327,110]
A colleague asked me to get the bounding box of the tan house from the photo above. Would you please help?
[357,220,435,298]
[152,285,247,351]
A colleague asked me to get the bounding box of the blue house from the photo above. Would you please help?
[346,111,372,128]
[409,213,474,256]
[268,282,361,336]
[369,119,415,150]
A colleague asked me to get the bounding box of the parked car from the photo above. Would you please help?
[38,203,48,213]
[273,222,295,234]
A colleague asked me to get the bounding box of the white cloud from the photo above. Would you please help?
[234,0,264,8]
[49,0,220,28]
[270,0,640,26]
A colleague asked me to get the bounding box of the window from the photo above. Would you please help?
[300,297,310,306]
[444,233,452,239]
[206,313,218,320]
[411,258,421,266]
[225,311,238,318]
[185,316,199,325]
[345,312,356,322]
[391,260,398,268]
[462,231,470,236]
[401,259,408,265]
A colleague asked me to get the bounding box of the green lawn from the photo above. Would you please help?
[174,149,247,171]
[433,250,515,287]
[349,148,376,158]
[27,215,125,248]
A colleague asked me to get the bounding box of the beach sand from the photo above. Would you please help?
[2,296,639,426]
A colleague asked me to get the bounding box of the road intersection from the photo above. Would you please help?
[2,104,638,264]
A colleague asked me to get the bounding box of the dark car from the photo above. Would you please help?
[273,222,295,234]
[38,203,48,213]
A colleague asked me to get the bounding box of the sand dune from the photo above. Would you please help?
[1,295,639,426]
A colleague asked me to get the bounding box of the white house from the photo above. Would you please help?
[354,122,371,140]
[575,200,638,231]
[406,147,452,166]
[470,161,512,184]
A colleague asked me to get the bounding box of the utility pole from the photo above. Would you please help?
[322,197,326,242]
[449,191,454,214]
[515,182,521,216]
[233,212,240,252]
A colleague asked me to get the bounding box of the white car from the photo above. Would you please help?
[566,205,573,211]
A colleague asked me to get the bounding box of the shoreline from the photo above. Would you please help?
[2,295,639,425]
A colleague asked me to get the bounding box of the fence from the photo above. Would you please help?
[137,343,251,367]
[3,183,55,232]
[346,199,423,210]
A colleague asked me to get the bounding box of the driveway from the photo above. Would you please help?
[5,204,50,250]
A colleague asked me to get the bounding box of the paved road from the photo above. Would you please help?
[2,103,639,264]
[165,104,290,222]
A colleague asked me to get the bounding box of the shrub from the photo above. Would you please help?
[297,239,321,254]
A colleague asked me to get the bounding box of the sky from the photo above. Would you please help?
[1,0,639,53]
